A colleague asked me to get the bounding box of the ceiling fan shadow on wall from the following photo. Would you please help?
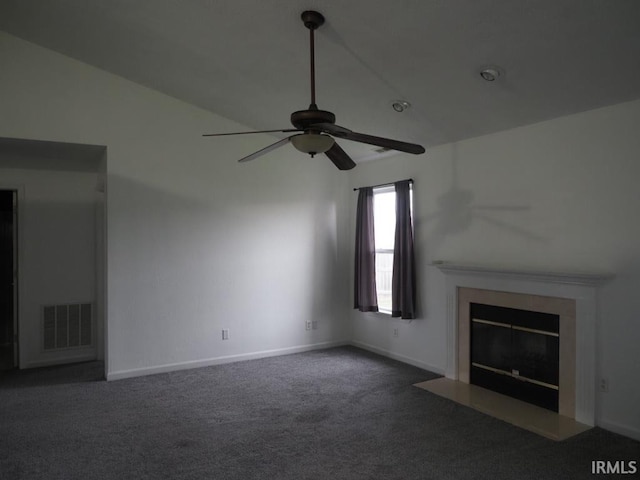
[203,11,426,170]
[419,153,546,254]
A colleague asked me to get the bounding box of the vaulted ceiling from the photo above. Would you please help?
[2,0,640,161]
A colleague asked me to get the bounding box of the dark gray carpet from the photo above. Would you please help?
[0,346,638,479]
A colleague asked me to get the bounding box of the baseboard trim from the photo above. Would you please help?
[106,340,349,381]
[597,418,640,442]
[350,341,445,375]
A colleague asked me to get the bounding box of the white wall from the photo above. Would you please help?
[0,31,351,378]
[348,98,640,440]
[0,158,99,368]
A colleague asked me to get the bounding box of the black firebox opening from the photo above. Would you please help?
[470,303,560,412]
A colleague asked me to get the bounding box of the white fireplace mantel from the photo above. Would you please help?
[434,262,613,287]
[435,261,613,426]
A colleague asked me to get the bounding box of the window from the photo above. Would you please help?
[354,180,415,317]
[373,184,413,314]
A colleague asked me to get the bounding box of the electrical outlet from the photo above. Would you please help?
[222,329,229,340]
[305,321,312,331]
[599,377,609,393]
[311,320,318,330]
[393,328,399,337]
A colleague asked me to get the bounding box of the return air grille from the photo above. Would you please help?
[43,303,92,350]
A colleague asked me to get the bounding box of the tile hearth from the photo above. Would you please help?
[414,378,592,441]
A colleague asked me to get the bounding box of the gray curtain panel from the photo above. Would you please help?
[391,180,416,319]
[354,187,379,312]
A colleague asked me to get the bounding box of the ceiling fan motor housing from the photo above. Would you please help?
[290,109,335,130]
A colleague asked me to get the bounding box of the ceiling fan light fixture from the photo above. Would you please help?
[290,133,335,157]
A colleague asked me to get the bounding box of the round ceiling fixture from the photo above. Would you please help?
[480,67,501,82]
[391,100,411,113]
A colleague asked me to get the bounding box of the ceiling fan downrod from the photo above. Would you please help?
[301,11,325,110]
[290,12,335,134]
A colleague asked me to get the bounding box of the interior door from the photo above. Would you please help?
[0,190,16,370]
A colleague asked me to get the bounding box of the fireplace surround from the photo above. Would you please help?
[461,289,574,416]
[436,262,612,426]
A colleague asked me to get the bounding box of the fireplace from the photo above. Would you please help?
[436,262,612,426]
[470,303,560,411]
[457,287,576,417]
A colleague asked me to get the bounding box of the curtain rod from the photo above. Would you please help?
[353,178,413,191]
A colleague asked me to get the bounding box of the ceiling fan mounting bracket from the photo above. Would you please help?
[291,109,335,130]
[301,11,325,30]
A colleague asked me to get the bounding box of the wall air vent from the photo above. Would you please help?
[43,303,93,350]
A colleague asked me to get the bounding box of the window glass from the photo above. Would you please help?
[373,189,396,250]
[373,187,396,313]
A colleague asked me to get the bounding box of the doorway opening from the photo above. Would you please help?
[0,189,17,371]
[0,136,106,375]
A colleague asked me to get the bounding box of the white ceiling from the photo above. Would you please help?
[2,0,640,161]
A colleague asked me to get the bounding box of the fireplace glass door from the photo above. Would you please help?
[470,303,560,411]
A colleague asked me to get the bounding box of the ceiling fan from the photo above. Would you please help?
[203,11,426,170]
